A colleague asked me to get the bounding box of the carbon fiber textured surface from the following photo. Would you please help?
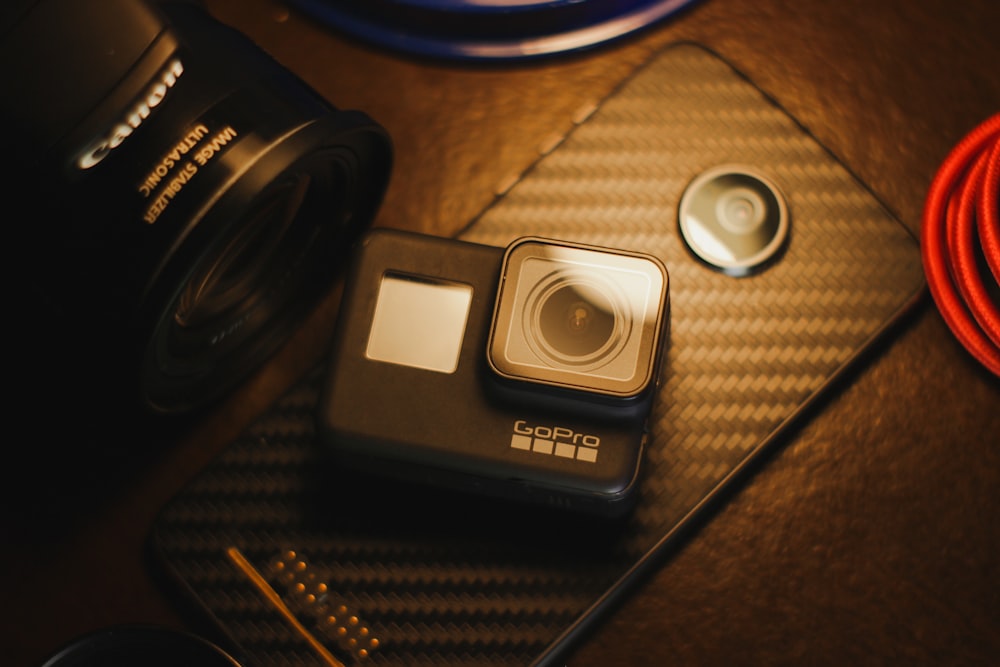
[151,43,924,666]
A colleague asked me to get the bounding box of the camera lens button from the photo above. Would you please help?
[678,164,790,276]
[717,186,767,234]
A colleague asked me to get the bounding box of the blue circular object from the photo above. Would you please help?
[288,0,702,61]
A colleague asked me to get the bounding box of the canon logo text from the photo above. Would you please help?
[76,58,185,169]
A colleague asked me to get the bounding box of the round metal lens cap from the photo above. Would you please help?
[678,164,790,276]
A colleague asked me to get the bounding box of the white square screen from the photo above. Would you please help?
[365,274,473,374]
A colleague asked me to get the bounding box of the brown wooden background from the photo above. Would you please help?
[5,0,999,665]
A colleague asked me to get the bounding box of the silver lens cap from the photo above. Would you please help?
[678,165,790,276]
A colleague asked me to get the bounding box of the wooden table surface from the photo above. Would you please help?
[5,0,999,665]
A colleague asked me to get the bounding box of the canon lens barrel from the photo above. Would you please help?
[2,0,392,420]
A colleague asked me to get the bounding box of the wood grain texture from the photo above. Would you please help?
[3,1,998,666]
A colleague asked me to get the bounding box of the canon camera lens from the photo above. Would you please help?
[1,0,392,421]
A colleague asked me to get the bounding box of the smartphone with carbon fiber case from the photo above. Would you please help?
[152,42,925,667]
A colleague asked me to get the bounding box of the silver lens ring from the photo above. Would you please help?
[678,164,790,276]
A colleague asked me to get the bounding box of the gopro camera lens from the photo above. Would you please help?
[528,273,628,368]
[489,238,668,400]
[678,165,789,276]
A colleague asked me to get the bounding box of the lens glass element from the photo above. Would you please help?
[144,144,371,413]
[528,273,627,367]
[490,238,668,398]
[678,165,789,276]
[539,285,615,358]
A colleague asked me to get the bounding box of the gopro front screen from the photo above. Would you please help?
[365,273,474,374]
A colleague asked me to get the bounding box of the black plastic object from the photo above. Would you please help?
[39,626,243,667]
[151,43,924,666]
[317,230,667,517]
[2,0,392,419]
[288,0,703,60]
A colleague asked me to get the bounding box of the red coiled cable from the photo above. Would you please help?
[921,113,1000,377]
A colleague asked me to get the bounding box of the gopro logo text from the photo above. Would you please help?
[509,419,599,462]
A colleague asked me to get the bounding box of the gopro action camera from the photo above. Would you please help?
[318,228,669,516]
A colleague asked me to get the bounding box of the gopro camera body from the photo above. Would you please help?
[318,228,669,516]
